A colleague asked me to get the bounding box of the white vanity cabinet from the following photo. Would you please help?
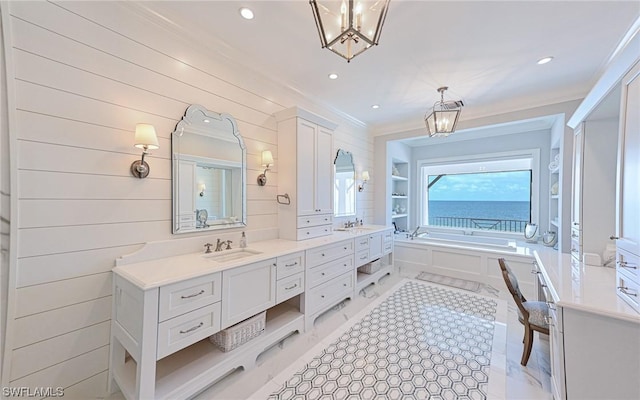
[275,107,338,241]
[221,259,276,328]
[303,239,355,329]
[570,119,618,262]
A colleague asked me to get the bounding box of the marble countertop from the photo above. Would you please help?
[113,225,392,291]
[534,247,640,324]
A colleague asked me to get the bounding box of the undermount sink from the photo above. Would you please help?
[203,248,262,262]
[336,225,377,232]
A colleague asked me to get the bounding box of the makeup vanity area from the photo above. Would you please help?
[108,106,394,399]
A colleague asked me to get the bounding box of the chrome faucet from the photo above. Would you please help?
[204,243,213,253]
[215,239,224,252]
[410,226,422,239]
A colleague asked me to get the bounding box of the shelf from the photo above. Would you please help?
[550,219,559,228]
[356,264,394,292]
[551,195,559,200]
[549,167,560,174]
[392,195,407,199]
[117,303,304,400]
[391,214,408,218]
[391,175,408,181]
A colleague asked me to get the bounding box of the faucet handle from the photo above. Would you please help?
[225,240,233,250]
[204,243,213,253]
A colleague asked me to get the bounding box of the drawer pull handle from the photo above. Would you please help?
[306,220,310,223]
[321,295,325,298]
[618,286,638,297]
[360,241,367,245]
[610,235,619,240]
[344,247,347,250]
[307,232,310,235]
[544,316,553,326]
[360,255,367,260]
[617,261,638,270]
[181,290,205,299]
[321,253,325,256]
[530,269,540,274]
[343,283,347,287]
[321,272,325,276]
[285,284,298,290]
[180,322,204,334]
[285,262,298,267]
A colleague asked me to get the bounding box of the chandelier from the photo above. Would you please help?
[424,86,464,137]
[310,0,390,62]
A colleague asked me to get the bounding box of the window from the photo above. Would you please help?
[419,151,539,234]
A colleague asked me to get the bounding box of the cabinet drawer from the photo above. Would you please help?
[355,249,369,266]
[307,272,353,315]
[297,214,332,228]
[354,236,369,252]
[157,302,221,360]
[383,242,393,255]
[617,248,640,283]
[276,272,305,303]
[159,272,222,322]
[616,270,640,313]
[276,251,305,280]
[383,230,393,243]
[306,240,354,268]
[297,225,332,240]
[308,254,354,288]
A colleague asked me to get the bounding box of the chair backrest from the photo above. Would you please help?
[498,258,529,318]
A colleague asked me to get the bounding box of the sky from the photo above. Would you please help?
[427,170,531,202]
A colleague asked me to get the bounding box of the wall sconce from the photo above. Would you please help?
[257,150,273,186]
[358,170,370,192]
[198,183,206,197]
[130,123,159,179]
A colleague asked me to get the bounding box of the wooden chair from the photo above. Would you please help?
[498,258,549,366]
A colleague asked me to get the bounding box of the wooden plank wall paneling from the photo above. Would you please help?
[3,1,373,395]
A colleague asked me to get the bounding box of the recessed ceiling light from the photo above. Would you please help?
[203,119,210,123]
[537,56,554,65]
[239,7,254,20]
[372,104,380,109]
[328,73,338,80]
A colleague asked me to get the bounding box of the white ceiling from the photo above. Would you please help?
[135,1,640,134]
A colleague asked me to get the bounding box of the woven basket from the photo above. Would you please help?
[209,311,266,352]
[358,258,382,274]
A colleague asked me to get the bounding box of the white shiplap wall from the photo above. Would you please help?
[1,1,373,397]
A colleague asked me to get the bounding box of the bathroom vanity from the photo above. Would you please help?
[108,227,393,400]
[533,248,640,400]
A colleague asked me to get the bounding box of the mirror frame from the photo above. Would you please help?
[172,104,247,234]
[333,148,357,218]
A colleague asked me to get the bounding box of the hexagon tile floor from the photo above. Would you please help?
[264,280,503,400]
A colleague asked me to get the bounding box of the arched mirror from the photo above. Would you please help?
[172,104,246,234]
[334,149,356,217]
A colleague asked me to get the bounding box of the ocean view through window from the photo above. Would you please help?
[424,169,532,233]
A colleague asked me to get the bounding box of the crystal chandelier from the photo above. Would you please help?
[310,0,390,62]
[424,86,464,137]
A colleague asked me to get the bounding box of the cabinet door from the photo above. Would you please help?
[297,119,317,215]
[617,62,640,256]
[315,126,333,214]
[549,307,566,400]
[368,233,384,261]
[571,124,583,231]
[221,259,276,329]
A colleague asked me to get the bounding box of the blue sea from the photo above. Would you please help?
[428,200,530,231]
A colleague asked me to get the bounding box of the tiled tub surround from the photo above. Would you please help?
[533,247,640,400]
[108,226,393,400]
[259,280,506,400]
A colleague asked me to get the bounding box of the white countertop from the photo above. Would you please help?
[113,225,392,290]
[534,247,640,324]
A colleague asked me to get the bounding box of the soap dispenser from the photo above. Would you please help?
[240,231,247,248]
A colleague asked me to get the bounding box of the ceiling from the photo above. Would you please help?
[134,1,640,134]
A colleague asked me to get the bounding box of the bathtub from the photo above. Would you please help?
[415,231,517,251]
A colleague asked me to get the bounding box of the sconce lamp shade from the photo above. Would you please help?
[424,87,463,138]
[131,123,158,179]
[310,0,390,62]
[134,124,159,150]
[361,170,370,181]
[261,150,274,167]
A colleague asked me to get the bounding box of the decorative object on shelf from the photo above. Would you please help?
[130,123,159,179]
[309,0,391,62]
[550,182,559,195]
[257,150,273,186]
[196,208,208,228]
[548,156,559,171]
[209,311,266,352]
[395,204,401,214]
[392,165,400,176]
[400,206,406,213]
[523,223,538,243]
[425,86,464,137]
[358,170,370,192]
[542,231,557,247]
